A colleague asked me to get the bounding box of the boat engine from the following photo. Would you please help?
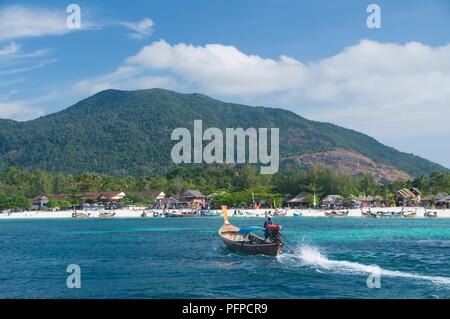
[266,223,281,242]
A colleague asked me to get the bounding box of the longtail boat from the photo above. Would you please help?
[325,210,349,218]
[218,206,283,256]
[402,211,417,218]
[424,209,438,218]
[361,209,377,218]
[72,212,90,218]
[99,212,115,218]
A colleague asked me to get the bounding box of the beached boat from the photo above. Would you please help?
[234,208,286,217]
[402,210,417,218]
[361,210,377,218]
[375,210,402,218]
[98,212,115,218]
[199,209,221,216]
[165,209,196,217]
[72,212,90,218]
[218,206,283,256]
[424,210,438,218]
[325,210,349,218]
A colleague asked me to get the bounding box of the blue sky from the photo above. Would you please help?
[0,0,449,168]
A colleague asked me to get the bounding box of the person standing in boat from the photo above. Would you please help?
[264,216,273,241]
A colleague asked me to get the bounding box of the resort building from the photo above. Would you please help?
[157,196,179,209]
[29,194,71,210]
[395,188,421,206]
[29,195,50,210]
[128,190,166,201]
[321,195,344,209]
[286,193,309,208]
[178,190,207,209]
[424,194,450,209]
[83,192,126,203]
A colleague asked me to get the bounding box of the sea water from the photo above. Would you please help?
[0,217,449,298]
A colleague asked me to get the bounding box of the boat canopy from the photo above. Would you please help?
[237,226,263,235]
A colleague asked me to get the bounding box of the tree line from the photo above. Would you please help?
[0,165,449,210]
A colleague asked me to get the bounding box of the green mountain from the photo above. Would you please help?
[0,89,446,180]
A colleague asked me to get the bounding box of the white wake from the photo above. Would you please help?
[279,244,450,286]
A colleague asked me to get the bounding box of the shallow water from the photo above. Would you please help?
[0,217,449,298]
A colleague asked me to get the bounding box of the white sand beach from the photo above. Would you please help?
[0,207,449,219]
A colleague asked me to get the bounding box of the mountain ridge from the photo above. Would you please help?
[0,88,446,179]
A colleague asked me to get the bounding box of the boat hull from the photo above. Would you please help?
[325,211,349,218]
[221,237,281,256]
[218,225,282,256]
[99,213,115,218]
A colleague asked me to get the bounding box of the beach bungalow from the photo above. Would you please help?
[157,196,179,209]
[396,188,421,206]
[178,190,207,209]
[129,190,165,201]
[29,195,50,210]
[81,191,126,209]
[127,190,166,205]
[436,195,450,209]
[30,194,78,210]
[321,195,344,209]
[286,192,309,208]
[422,194,448,208]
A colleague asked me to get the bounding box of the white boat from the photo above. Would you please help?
[165,209,196,217]
[236,209,278,217]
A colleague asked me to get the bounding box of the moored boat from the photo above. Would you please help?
[218,206,284,256]
[199,209,221,216]
[361,210,377,218]
[72,212,90,218]
[98,212,115,218]
[402,211,417,218]
[165,209,196,217]
[424,210,438,218]
[325,210,349,218]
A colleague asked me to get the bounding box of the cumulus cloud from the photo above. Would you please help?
[73,39,450,160]
[120,18,154,40]
[0,100,43,121]
[125,40,308,94]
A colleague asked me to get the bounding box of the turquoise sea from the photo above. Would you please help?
[0,217,449,298]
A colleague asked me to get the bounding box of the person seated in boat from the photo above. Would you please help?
[263,217,273,240]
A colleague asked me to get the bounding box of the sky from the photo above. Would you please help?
[0,0,449,168]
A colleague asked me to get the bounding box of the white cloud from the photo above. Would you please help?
[125,40,308,94]
[0,5,99,41]
[0,42,18,56]
[0,58,57,76]
[73,39,450,165]
[0,100,43,121]
[120,18,154,40]
[74,65,182,94]
[0,5,70,41]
